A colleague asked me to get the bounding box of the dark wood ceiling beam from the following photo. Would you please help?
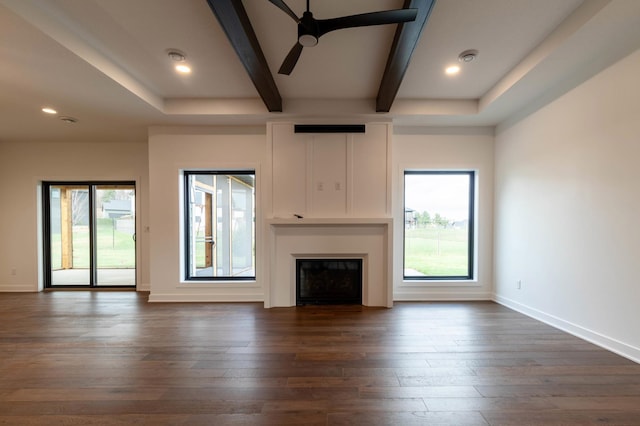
[206,0,282,112]
[376,0,436,112]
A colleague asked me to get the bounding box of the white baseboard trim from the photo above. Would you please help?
[0,285,38,292]
[494,294,640,364]
[136,284,151,292]
[394,291,493,301]
[148,292,264,303]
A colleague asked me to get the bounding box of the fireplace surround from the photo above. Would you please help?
[266,218,393,308]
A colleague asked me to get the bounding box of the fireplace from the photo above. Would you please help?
[266,218,392,308]
[296,259,363,305]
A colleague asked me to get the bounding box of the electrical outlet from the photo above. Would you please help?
[335,182,341,191]
[11,268,17,276]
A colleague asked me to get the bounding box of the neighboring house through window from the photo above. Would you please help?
[184,171,255,281]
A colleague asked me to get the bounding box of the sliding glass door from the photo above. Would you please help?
[44,182,136,288]
[47,185,91,285]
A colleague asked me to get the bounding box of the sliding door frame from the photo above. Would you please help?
[42,181,136,289]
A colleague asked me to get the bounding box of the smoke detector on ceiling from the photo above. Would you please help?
[60,116,78,124]
[458,49,478,63]
[167,49,186,62]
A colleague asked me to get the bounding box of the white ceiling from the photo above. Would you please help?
[1,0,640,143]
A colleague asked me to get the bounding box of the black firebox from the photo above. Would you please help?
[296,259,363,305]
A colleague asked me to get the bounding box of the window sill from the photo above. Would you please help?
[179,280,259,288]
[400,279,479,287]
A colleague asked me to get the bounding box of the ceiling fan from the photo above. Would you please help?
[269,0,418,75]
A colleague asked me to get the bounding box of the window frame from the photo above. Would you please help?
[403,170,475,281]
[183,170,256,282]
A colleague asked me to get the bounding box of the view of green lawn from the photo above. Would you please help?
[404,226,469,276]
[51,218,135,270]
[51,218,464,276]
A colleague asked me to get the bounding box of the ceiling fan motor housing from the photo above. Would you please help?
[298,11,319,46]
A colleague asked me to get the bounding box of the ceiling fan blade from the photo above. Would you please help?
[268,0,299,22]
[317,9,418,37]
[278,42,304,75]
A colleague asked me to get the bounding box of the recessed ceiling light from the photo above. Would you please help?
[42,107,57,114]
[445,65,460,75]
[175,64,191,74]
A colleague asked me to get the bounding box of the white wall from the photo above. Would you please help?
[494,49,640,362]
[392,129,494,300]
[0,140,149,291]
[0,125,495,307]
[147,126,267,302]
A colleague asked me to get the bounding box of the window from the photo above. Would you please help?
[404,171,474,280]
[184,171,255,281]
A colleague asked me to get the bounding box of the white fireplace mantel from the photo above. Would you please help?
[267,217,393,226]
[265,217,393,308]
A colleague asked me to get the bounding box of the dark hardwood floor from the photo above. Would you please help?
[1,292,639,425]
